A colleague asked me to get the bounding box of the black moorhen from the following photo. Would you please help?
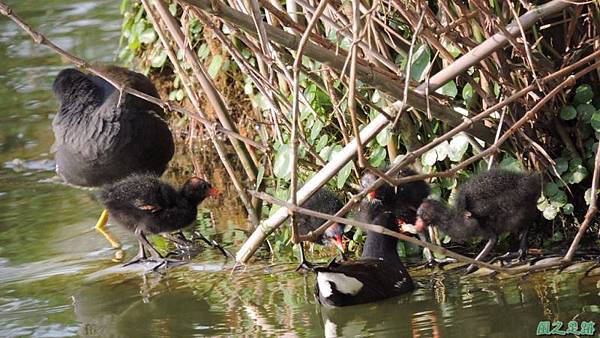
[361,167,431,222]
[361,168,445,265]
[296,187,345,271]
[415,169,541,273]
[314,201,414,307]
[100,173,218,268]
[52,66,174,248]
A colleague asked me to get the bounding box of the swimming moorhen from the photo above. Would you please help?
[314,201,414,307]
[415,169,541,273]
[52,66,174,248]
[296,187,345,271]
[100,173,218,268]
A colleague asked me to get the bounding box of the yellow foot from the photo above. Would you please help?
[94,210,121,249]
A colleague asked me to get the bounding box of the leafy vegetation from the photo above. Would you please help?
[118,0,600,259]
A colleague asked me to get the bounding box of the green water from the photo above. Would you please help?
[1,1,600,337]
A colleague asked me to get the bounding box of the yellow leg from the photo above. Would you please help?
[94,209,121,249]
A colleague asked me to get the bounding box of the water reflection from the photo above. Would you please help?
[72,276,226,337]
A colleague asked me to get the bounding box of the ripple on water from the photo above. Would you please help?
[0,296,78,338]
[3,158,56,172]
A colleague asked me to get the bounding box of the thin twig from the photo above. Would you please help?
[289,0,331,244]
[564,136,600,261]
[249,190,513,274]
[348,0,365,168]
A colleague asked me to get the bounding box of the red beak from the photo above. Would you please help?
[208,187,220,197]
[331,233,346,253]
[367,191,376,201]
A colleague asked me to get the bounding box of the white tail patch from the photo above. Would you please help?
[324,319,338,338]
[317,272,363,298]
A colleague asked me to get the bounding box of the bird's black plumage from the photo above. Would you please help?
[361,167,430,224]
[416,169,541,271]
[417,169,541,241]
[315,202,414,307]
[100,173,214,235]
[298,187,345,246]
[100,173,216,265]
[294,187,345,271]
[52,66,174,187]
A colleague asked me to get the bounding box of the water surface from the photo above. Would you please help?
[1,1,599,337]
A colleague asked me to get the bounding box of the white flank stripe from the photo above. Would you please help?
[317,272,363,297]
[317,273,333,297]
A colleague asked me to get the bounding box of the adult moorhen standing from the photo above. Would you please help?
[52,66,174,248]
[415,169,541,273]
[314,200,414,307]
[100,173,218,268]
[296,187,345,271]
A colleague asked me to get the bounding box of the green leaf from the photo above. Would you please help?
[422,148,438,166]
[555,157,569,174]
[256,166,265,190]
[120,0,130,14]
[570,157,583,168]
[551,231,564,242]
[435,141,450,162]
[591,112,600,133]
[244,79,253,95]
[574,84,594,104]
[562,203,574,215]
[462,83,474,106]
[369,147,387,167]
[175,89,184,101]
[442,40,461,58]
[273,144,292,179]
[207,55,224,78]
[409,44,431,82]
[315,134,329,153]
[169,3,178,15]
[139,28,156,44]
[128,35,141,51]
[499,156,523,172]
[550,190,567,207]
[429,184,442,199]
[310,119,323,142]
[439,177,457,189]
[559,105,577,120]
[197,43,210,60]
[542,205,558,220]
[319,145,334,161]
[584,187,596,205]
[371,90,382,104]
[376,127,390,146]
[133,20,145,35]
[448,134,469,162]
[337,161,353,189]
[493,82,501,97]
[537,197,548,211]
[151,50,167,68]
[543,182,559,197]
[577,104,596,121]
[435,80,458,98]
[569,165,588,184]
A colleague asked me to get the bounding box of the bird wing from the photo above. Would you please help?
[316,259,408,298]
[52,73,105,154]
[133,199,162,213]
